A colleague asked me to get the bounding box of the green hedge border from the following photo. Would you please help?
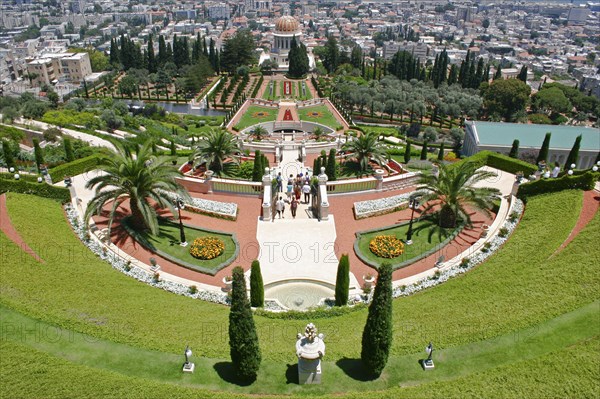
[354,220,465,271]
[48,155,101,183]
[0,178,70,203]
[123,220,239,276]
[517,171,599,201]
[450,151,537,175]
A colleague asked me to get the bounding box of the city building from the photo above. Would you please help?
[463,121,600,169]
[26,52,92,86]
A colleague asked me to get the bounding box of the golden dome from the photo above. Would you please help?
[275,16,299,33]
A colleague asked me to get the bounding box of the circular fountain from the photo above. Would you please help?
[264,280,335,311]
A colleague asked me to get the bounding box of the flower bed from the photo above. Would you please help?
[354,191,424,219]
[369,235,404,258]
[189,237,225,260]
[64,204,230,305]
[161,190,237,220]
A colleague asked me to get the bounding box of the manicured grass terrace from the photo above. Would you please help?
[0,190,598,397]
[297,105,341,130]
[233,106,277,130]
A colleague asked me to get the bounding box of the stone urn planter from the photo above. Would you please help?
[481,224,490,238]
[222,276,233,292]
[363,274,375,289]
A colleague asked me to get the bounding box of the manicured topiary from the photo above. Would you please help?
[326,148,337,181]
[404,142,411,164]
[437,142,445,161]
[252,150,263,182]
[361,262,393,377]
[1,139,15,169]
[564,134,582,170]
[508,139,519,159]
[537,133,551,164]
[334,254,350,306]
[229,266,261,381]
[420,141,428,160]
[250,259,264,307]
[63,137,75,162]
[33,138,44,172]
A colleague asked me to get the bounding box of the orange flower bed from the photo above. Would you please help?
[189,237,225,260]
[306,111,324,118]
[369,235,404,258]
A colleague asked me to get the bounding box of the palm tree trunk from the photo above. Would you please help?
[440,204,456,228]
[129,199,147,232]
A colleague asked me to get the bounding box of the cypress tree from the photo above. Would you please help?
[262,154,270,171]
[63,137,74,162]
[228,266,261,381]
[2,139,15,169]
[493,65,502,80]
[334,254,350,306]
[420,141,428,160]
[32,138,44,172]
[564,135,582,170]
[250,260,264,307]
[437,142,445,161]
[404,142,411,164]
[536,133,551,164]
[252,150,263,182]
[361,262,393,377]
[170,139,176,156]
[517,65,528,83]
[147,35,156,73]
[313,157,321,174]
[158,35,167,66]
[326,148,337,181]
[508,139,519,159]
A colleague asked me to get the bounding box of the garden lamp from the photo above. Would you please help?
[184,345,192,365]
[406,195,421,245]
[175,197,187,247]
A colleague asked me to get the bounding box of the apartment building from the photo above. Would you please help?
[26,52,92,86]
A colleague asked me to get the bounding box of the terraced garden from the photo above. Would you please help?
[1,189,598,397]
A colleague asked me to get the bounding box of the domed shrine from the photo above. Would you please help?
[259,15,314,72]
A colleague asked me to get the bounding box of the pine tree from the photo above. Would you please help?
[228,266,261,381]
[361,262,393,377]
[564,135,582,170]
[537,133,551,164]
[1,140,15,169]
[326,148,337,181]
[252,150,263,182]
[32,138,44,172]
[404,142,411,164]
[420,141,428,160]
[508,139,519,159]
[334,254,350,306]
[63,137,74,162]
[250,260,264,308]
[437,142,445,161]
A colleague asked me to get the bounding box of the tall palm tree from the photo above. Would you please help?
[417,161,500,229]
[84,142,187,235]
[342,131,388,173]
[192,129,240,176]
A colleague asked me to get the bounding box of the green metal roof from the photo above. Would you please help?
[472,121,600,151]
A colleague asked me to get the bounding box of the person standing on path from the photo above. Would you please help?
[286,179,293,201]
[290,197,298,219]
[276,172,283,192]
[275,197,285,219]
[302,181,311,204]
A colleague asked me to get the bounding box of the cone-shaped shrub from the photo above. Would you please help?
[508,139,519,159]
[334,254,350,306]
[564,135,582,170]
[229,266,261,381]
[250,260,264,307]
[327,148,337,181]
[404,142,411,164]
[420,141,428,160]
[252,150,263,182]
[537,133,551,164]
[361,262,393,377]
[437,142,445,161]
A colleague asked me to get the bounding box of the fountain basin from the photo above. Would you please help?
[264,279,335,311]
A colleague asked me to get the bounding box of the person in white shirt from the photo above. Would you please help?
[275,197,285,219]
[551,162,561,178]
[302,182,311,204]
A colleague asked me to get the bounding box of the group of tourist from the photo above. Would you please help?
[274,172,313,219]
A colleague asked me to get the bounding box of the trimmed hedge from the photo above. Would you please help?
[451,151,537,175]
[0,178,70,202]
[517,171,598,200]
[48,155,101,183]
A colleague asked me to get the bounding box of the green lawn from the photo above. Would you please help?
[356,124,399,136]
[298,105,341,129]
[356,220,454,269]
[0,190,598,396]
[262,80,278,100]
[234,106,277,130]
[145,220,237,273]
[298,81,312,100]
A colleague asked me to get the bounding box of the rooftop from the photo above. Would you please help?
[470,121,600,151]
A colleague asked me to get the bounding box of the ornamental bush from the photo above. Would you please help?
[229,266,261,381]
[189,236,225,260]
[48,155,101,183]
[335,254,350,306]
[369,235,404,258]
[361,262,393,377]
[517,171,597,201]
[250,259,264,307]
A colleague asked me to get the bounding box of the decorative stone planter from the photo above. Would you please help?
[481,224,490,238]
[363,275,375,289]
[222,277,233,292]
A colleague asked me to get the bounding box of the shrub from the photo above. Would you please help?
[152,272,160,283]
[498,227,509,238]
[48,155,101,183]
[0,177,70,202]
[189,237,225,260]
[250,260,264,307]
[369,235,404,258]
[460,257,470,268]
[33,138,44,172]
[509,211,519,222]
[229,266,261,381]
[528,113,552,124]
[481,242,492,253]
[420,141,428,160]
[361,262,393,377]
[335,254,350,307]
[517,171,597,200]
[188,285,198,294]
[1,139,15,169]
[444,151,458,162]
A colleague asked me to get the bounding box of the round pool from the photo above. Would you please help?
[264,281,334,311]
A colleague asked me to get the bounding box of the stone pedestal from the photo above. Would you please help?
[182,362,195,373]
[296,323,326,385]
[204,170,214,193]
[374,169,385,191]
[262,168,273,221]
[298,357,322,384]
[318,167,329,221]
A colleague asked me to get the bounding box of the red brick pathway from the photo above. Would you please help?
[0,194,44,263]
[554,189,600,255]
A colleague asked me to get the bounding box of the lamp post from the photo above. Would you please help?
[592,161,599,172]
[423,342,435,369]
[175,197,187,247]
[182,345,195,373]
[406,195,420,245]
